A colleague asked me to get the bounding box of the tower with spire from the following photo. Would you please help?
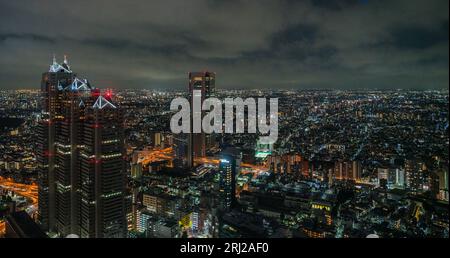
[37,55,128,238]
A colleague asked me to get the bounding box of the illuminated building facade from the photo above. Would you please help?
[405,160,427,193]
[54,78,95,236]
[172,72,216,169]
[437,169,449,201]
[37,57,126,237]
[191,72,216,167]
[333,161,362,181]
[268,153,304,175]
[173,132,190,168]
[311,201,333,226]
[218,154,236,211]
[79,95,127,238]
[37,55,74,232]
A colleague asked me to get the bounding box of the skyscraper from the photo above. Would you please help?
[218,154,236,211]
[54,77,94,236]
[37,55,74,232]
[189,72,215,167]
[173,71,216,169]
[37,56,126,237]
[79,95,127,238]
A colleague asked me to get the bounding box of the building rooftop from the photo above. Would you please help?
[6,211,48,238]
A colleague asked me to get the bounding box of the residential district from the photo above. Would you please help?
[0,58,448,238]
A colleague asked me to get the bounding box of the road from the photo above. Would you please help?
[136,149,269,194]
[194,156,268,171]
[138,147,174,166]
[136,148,269,173]
[0,221,4,237]
[0,176,39,237]
[0,176,38,206]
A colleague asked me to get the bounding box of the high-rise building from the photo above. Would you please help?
[436,168,449,201]
[189,72,215,166]
[54,77,94,236]
[173,71,216,169]
[405,160,427,193]
[267,153,303,175]
[377,167,389,183]
[37,55,74,232]
[333,161,361,181]
[383,167,406,189]
[79,95,127,238]
[142,190,177,216]
[37,56,127,237]
[173,132,190,168]
[218,154,236,211]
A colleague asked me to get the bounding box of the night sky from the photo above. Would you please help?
[0,0,448,90]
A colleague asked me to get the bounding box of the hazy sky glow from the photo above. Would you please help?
[0,0,448,90]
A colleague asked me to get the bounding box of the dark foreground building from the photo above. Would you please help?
[6,211,48,238]
[37,56,127,237]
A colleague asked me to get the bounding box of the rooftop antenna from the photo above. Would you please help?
[53,53,57,64]
[64,54,68,64]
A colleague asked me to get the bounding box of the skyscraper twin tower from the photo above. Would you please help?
[37,56,218,237]
[37,55,127,238]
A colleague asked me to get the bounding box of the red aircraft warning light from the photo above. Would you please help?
[91,88,101,98]
[104,89,113,99]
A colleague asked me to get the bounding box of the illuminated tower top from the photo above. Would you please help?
[93,95,117,109]
[49,54,72,73]
[66,77,92,91]
[188,71,215,98]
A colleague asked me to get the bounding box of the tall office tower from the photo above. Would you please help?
[54,77,93,236]
[37,55,74,232]
[79,94,127,238]
[405,160,427,193]
[218,154,236,211]
[38,56,126,238]
[188,72,216,167]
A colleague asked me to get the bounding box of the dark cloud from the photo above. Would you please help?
[0,33,56,44]
[311,0,362,10]
[272,24,318,47]
[81,37,191,57]
[390,22,449,50]
[0,0,448,90]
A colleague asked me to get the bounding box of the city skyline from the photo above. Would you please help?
[0,0,448,90]
[0,0,448,244]
[0,57,448,239]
